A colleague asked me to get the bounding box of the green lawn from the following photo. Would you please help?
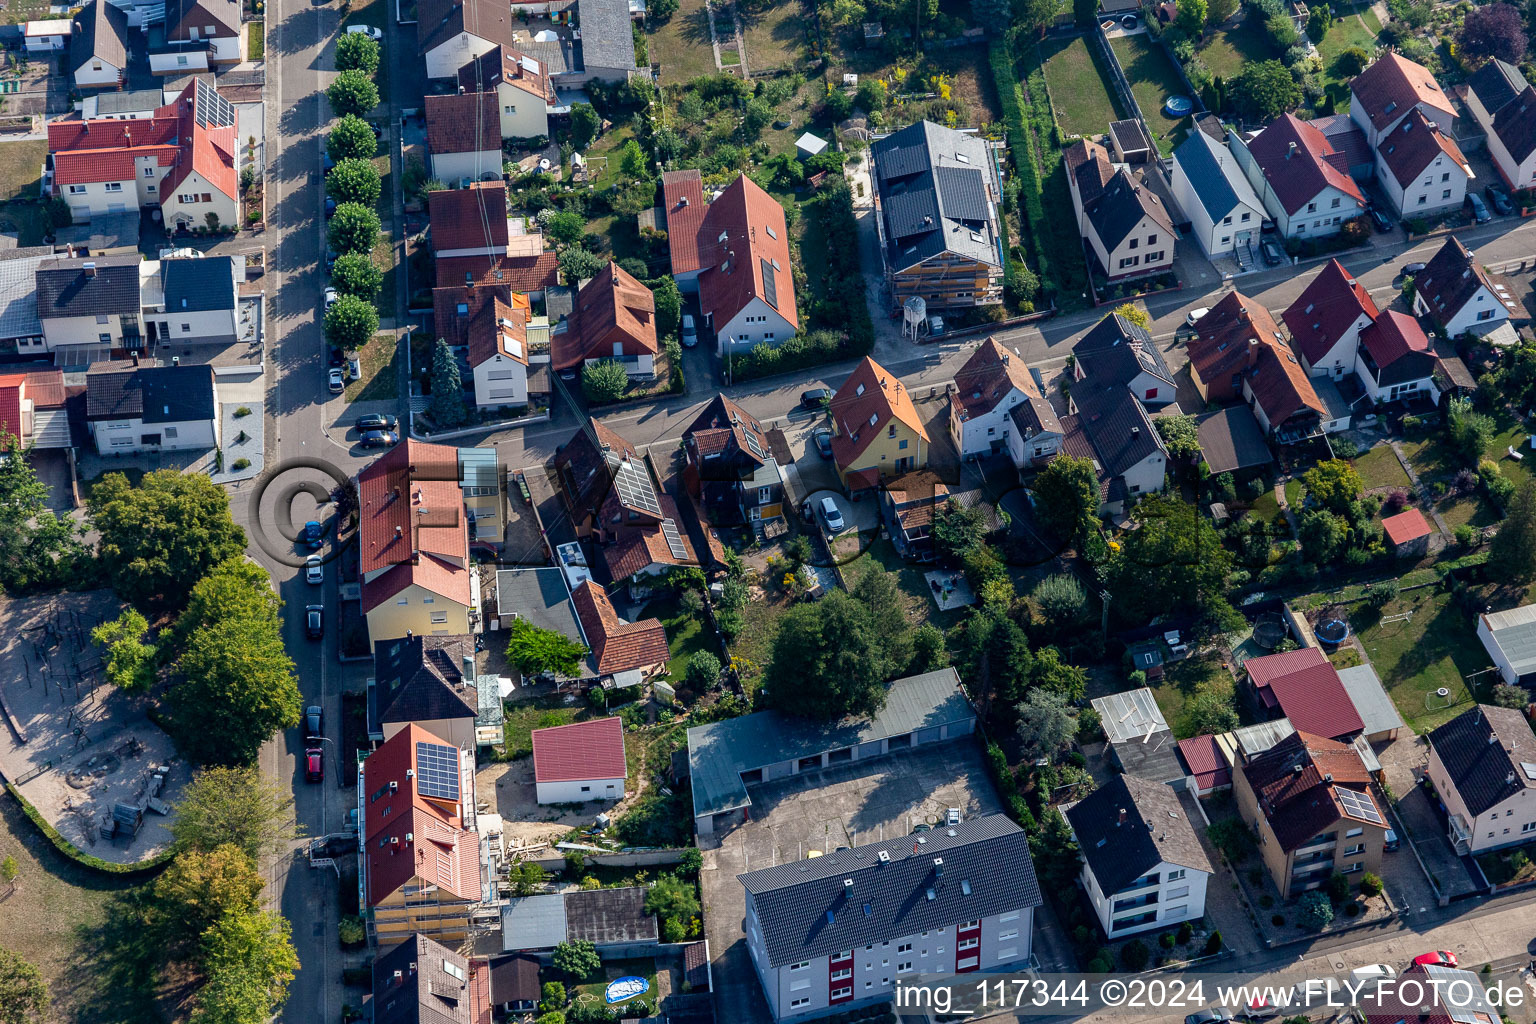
[741,0,802,71]
[840,537,964,630]
[247,21,264,60]
[1403,414,1531,530]
[1109,34,1191,156]
[730,593,791,698]
[1152,653,1237,739]
[1283,477,1305,509]
[641,594,713,679]
[570,958,660,1013]
[1250,486,1281,521]
[0,140,46,203]
[1197,14,1283,80]
[344,332,399,402]
[1316,11,1385,108]
[1353,444,1411,491]
[1355,588,1492,732]
[1039,35,1126,139]
[500,697,590,759]
[649,0,718,84]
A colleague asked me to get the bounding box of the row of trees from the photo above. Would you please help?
[324,32,385,356]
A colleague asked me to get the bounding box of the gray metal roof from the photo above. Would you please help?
[1233,717,1295,759]
[161,256,235,314]
[1091,687,1168,743]
[1336,664,1404,737]
[500,893,568,951]
[738,815,1040,969]
[475,674,504,730]
[576,0,635,72]
[1174,129,1262,224]
[0,248,54,340]
[1483,605,1536,677]
[493,567,598,677]
[564,886,657,944]
[688,668,974,819]
[872,121,1001,274]
[93,88,161,115]
[458,446,499,490]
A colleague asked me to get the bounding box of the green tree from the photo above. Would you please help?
[1448,396,1495,465]
[429,338,469,427]
[684,650,721,690]
[855,77,889,112]
[170,616,302,765]
[323,292,379,351]
[507,619,589,678]
[559,245,606,283]
[335,31,380,74]
[175,558,280,643]
[850,568,915,677]
[619,138,649,178]
[950,603,1033,722]
[1306,4,1332,40]
[1490,479,1536,583]
[1297,890,1334,931]
[644,873,701,942]
[1107,495,1242,635]
[910,622,949,673]
[92,608,156,692]
[0,948,48,1024]
[0,856,17,884]
[1015,688,1076,758]
[326,69,379,117]
[1493,683,1530,709]
[1335,45,1371,75]
[546,210,587,247]
[1032,574,1087,633]
[149,844,264,958]
[568,103,601,150]
[1326,871,1351,903]
[932,499,988,563]
[1302,459,1363,514]
[170,765,300,860]
[326,157,382,208]
[331,251,382,299]
[191,911,299,1024]
[1187,690,1238,733]
[764,590,892,719]
[1029,645,1087,702]
[327,201,380,254]
[1298,508,1349,565]
[1177,0,1208,34]
[651,275,681,338]
[89,470,246,608]
[1155,414,1201,463]
[540,981,567,1014]
[1034,455,1100,543]
[512,861,548,896]
[327,114,378,162]
[0,430,83,592]
[581,359,630,403]
[1113,303,1151,329]
[1234,60,1301,121]
[1206,0,1237,23]
[552,939,601,981]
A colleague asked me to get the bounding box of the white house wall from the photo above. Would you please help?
[91,415,218,453]
[497,86,551,139]
[74,60,124,88]
[714,295,794,355]
[535,776,624,804]
[425,34,496,81]
[1376,149,1469,219]
[1414,284,1509,337]
[472,356,529,409]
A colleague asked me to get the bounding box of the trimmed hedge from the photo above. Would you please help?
[6,783,176,877]
[990,39,1054,294]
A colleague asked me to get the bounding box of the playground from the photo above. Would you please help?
[0,591,186,864]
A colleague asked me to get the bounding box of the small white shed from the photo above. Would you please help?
[796,132,828,161]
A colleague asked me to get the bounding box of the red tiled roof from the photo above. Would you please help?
[570,580,670,675]
[531,716,626,783]
[1245,114,1365,216]
[357,439,466,579]
[1064,138,1115,206]
[1244,337,1326,431]
[694,174,798,331]
[457,45,554,104]
[429,183,509,253]
[1281,259,1380,366]
[1350,51,1455,131]
[660,169,706,276]
[0,373,26,439]
[467,295,529,369]
[424,91,501,155]
[1187,290,1287,400]
[1178,734,1231,790]
[361,724,480,908]
[436,251,559,294]
[1360,309,1430,369]
[829,356,929,470]
[1383,507,1432,546]
[952,337,1038,421]
[552,262,658,372]
[360,553,473,612]
[23,370,64,409]
[1377,108,1469,191]
[1242,731,1378,850]
[599,493,696,579]
[683,392,770,469]
[1245,647,1364,739]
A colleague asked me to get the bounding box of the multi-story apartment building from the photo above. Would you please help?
[739,815,1041,1021]
[1425,704,1536,855]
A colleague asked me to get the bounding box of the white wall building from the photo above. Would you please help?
[85,362,220,453]
[531,717,626,804]
[1425,704,1536,855]
[1171,129,1268,259]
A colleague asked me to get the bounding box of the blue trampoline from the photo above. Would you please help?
[1163,96,1193,117]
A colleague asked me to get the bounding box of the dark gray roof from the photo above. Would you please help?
[36,255,141,319]
[1073,312,1174,389]
[161,256,235,314]
[1008,391,1063,438]
[85,363,215,422]
[93,88,161,115]
[1427,704,1536,816]
[372,934,474,1024]
[1174,129,1262,224]
[1066,775,1213,895]
[576,0,636,72]
[487,954,540,1007]
[1111,118,1153,155]
[1083,169,1173,253]
[371,634,479,729]
[872,120,1001,274]
[687,668,974,819]
[71,0,129,74]
[492,567,598,678]
[1195,405,1272,475]
[739,815,1041,970]
[564,886,657,945]
[1469,58,1528,122]
[1072,384,1165,478]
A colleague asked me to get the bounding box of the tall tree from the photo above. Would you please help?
[764,590,891,719]
[568,103,600,150]
[0,948,48,1024]
[170,616,302,765]
[1205,0,1237,23]
[334,31,380,74]
[148,845,264,959]
[327,202,380,255]
[175,559,281,644]
[850,568,915,675]
[323,292,379,351]
[1302,459,1363,514]
[931,500,988,564]
[1233,60,1301,121]
[0,430,83,592]
[190,911,299,1024]
[326,69,378,118]
[1490,479,1536,584]
[949,604,1033,723]
[1177,0,1208,34]
[1032,573,1087,635]
[506,619,589,678]
[429,338,469,426]
[1459,2,1527,63]
[1033,455,1099,544]
[327,114,378,163]
[1015,688,1076,758]
[89,470,246,609]
[170,765,301,860]
[92,608,157,691]
[1107,494,1241,634]
[326,158,382,208]
[650,276,682,338]
[331,251,383,299]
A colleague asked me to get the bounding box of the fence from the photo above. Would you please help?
[519,847,691,871]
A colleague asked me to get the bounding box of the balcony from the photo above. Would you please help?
[1112,892,1159,912]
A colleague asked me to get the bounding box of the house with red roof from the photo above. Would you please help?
[1186,290,1289,404]
[1282,259,1380,380]
[1372,108,1472,219]
[1355,309,1440,404]
[660,171,797,357]
[1243,647,1364,741]
[550,261,658,380]
[149,0,242,73]
[1241,334,1340,444]
[427,183,510,259]
[1230,114,1366,239]
[1411,235,1523,338]
[829,356,929,491]
[531,716,626,804]
[466,296,533,412]
[1177,735,1231,796]
[359,723,485,942]
[1382,507,1432,558]
[425,91,502,184]
[1348,51,1457,148]
[48,78,237,231]
[950,336,1059,460]
[570,581,669,682]
[456,45,556,140]
[357,439,477,644]
[0,369,67,449]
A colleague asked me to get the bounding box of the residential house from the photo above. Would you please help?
[433,251,560,348]
[949,336,1042,458]
[1058,384,1168,516]
[1282,259,1380,379]
[739,816,1042,1020]
[1195,406,1273,479]
[829,355,929,491]
[1477,604,1536,686]
[562,0,638,84]
[1004,384,1064,470]
[1186,289,1289,403]
[1244,321,1341,442]
[467,296,531,411]
[1355,309,1439,404]
[456,45,555,140]
[487,955,541,1017]
[552,261,658,380]
[1230,114,1367,238]
[1243,647,1364,741]
[1071,312,1176,407]
[357,724,485,942]
[368,633,479,749]
[0,369,68,449]
[1171,128,1268,260]
[1411,235,1523,337]
[878,469,948,562]
[85,361,219,453]
[660,171,798,356]
[1064,775,1213,939]
[48,79,238,230]
[358,439,476,643]
[1090,688,1183,784]
[36,255,147,361]
[150,0,242,74]
[681,392,783,527]
[570,580,669,682]
[531,716,627,804]
[425,91,502,184]
[552,419,640,538]
[1425,704,1536,854]
[369,934,490,1024]
[25,19,71,52]
[456,446,502,546]
[1361,964,1501,1024]
[870,119,1004,311]
[416,0,517,79]
[1464,59,1536,191]
[1082,169,1174,282]
[428,184,510,259]
[1348,51,1457,148]
[148,255,242,346]
[1382,507,1433,558]
[1373,109,1472,219]
[70,0,129,89]
[491,567,600,682]
[1064,138,1117,219]
[1,248,61,354]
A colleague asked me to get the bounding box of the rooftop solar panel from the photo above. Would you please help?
[612,458,662,518]
[741,423,765,460]
[194,79,235,129]
[760,258,778,310]
[876,141,929,181]
[935,165,989,223]
[661,518,688,560]
[1337,788,1382,825]
[415,741,461,802]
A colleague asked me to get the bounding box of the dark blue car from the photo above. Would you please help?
[302,520,323,550]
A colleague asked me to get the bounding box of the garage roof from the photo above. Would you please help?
[686,668,974,820]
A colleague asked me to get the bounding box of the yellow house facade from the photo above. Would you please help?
[829,356,931,490]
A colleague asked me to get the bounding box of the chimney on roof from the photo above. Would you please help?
[458,85,465,94]
[1509,771,1518,785]
[1287,141,1297,160]
[1117,808,1127,826]
[1247,337,1259,369]
[1293,764,1304,774]
[932,857,944,880]
[1131,426,1140,439]
[83,261,96,278]
[1490,733,1500,744]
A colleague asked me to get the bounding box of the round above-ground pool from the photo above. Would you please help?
[1164,96,1193,117]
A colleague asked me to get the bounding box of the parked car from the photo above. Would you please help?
[911,822,932,834]
[323,151,335,174]
[1261,239,1285,267]
[306,704,323,736]
[324,197,337,219]
[1412,951,1458,967]
[328,345,345,368]
[324,248,338,273]
[1350,965,1396,983]
[323,286,338,312]
[355,413,398,432]
[1368,206,1393,233]
[812,428,834,460]
[305,748,324,782]
[304,554,324,584]
[1486,185,1514,216]
[345,23,382,39]
[349,354,361,380]
[301,519,323,550]
[1383,828,1400,852]
[358,429,397,449]
[680,314,698,348]
[1185,307,1210,327]
[1403,262,1427,274]
[328,367,345,393]
[1468,192,1492,224]
[1237,996,1279,1021]
[1185,1010,1233,1024]
[305,606,324,641]
[819,495,845,533]
[800,387,831,409]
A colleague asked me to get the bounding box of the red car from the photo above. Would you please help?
[305,748,324,783]
[1413,951,1457,967]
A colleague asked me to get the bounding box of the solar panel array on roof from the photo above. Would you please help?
[877,142,927,181]
[1336,787,1382,824]
[760,258,779,310]
[740,421,765,460]
[415,741,461,802]
[661,519,688,560]
[934,165,989,223]
[612,458,662,517]
[194,79,235,129]
[885,190,941,239]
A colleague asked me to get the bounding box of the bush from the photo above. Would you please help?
[1297,890,1334,930]
[1204,930,1222,955]
[1176,921,1194,944]
[540,981,567,1014]
[338,915,366,946]
[1326,871,1351,903]
[231,458,251,472]
[552,939,601,981]
[1454,523,1480,548]
[1158,932,1176,949]
[582,359,630,403]
[1121,939,1150,970]
[684,651,722,691]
